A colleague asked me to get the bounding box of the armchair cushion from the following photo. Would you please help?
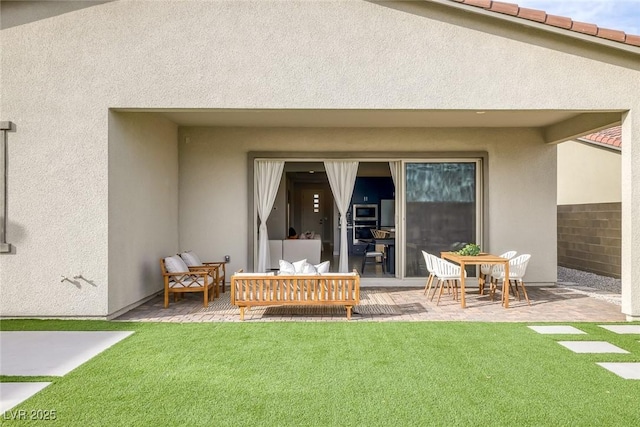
[164,255,189,273]
[180,251,203,267]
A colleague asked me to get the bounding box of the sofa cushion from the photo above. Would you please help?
[314,261,330,274]
[279,260,296,274]
[293,259,307,273]
[279,259,313,274]
[234,272,275,276]
[300,261,317,274]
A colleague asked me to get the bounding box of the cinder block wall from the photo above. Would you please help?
[557,203,621,278]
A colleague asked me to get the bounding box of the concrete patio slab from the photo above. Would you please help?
[596,363,640,380]
[0,331,134,376]
[0,382,51,414]
[557,341,629,353]
[598,325,640,334]
[528,325,586,334]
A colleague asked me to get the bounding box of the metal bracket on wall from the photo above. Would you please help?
[0,121,15,253]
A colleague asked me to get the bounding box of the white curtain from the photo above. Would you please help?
[389,161,398,188]
[255,160,285,272]
[324,161,359,273]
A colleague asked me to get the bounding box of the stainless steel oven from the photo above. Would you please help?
[353,204,378,221]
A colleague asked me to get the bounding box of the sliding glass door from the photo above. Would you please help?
[404,161,480,277]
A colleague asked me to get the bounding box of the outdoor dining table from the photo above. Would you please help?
[440,252,510,309]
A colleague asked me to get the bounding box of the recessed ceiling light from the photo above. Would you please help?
[476,111,486,115]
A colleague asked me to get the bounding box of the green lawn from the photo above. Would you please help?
[1,320,639,426]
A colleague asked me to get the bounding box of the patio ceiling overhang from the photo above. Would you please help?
[119,108,624,145]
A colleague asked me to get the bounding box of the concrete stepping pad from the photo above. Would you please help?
[0,331,134,376]
[0,383,51,414]
[528,325,586,334]
[597,363,640,380]
[558,341,628,353]
[598,325,640,334]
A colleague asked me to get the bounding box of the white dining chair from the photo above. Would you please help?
[478,250,517,295]
[490,254,531,305]
[433,256,466,306]
[422,251,437,298]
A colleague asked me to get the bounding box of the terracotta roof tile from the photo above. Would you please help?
[545,15,572,30]
[571,21,598,36]
[448,0,640,48]
[626,35,640,47]
[580,126,622,149]
[489,1,519,16]
[518,7,546,23]
[596,28,627,43]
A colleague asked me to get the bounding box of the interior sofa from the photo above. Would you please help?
[269,239,322,269]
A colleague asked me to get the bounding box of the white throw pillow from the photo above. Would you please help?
[164,255,189,273]
[279,260,296,274]
[300,262,317,274]
[292,259,307,273]
[180,251,202,266]
[314,261,330,274]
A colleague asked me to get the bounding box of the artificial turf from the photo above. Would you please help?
[1,320,639,426]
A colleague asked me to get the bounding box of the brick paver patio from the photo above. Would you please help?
[115,285,626,322]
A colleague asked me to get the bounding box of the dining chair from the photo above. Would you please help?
[361,240,385,274]
[371,229,390,239]
[478,250,517,295]
[432,256,465,306]
[421,251,436,297]
[490,254,531,305]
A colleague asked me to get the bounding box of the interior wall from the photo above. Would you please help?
[267,174,287,241]
[178,126,557,283]
[291,180,333,240]
[108,112,179,315]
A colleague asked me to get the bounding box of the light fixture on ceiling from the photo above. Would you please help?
[475,111,486,115]
[309,170,315,174]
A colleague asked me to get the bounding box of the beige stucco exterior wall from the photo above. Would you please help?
[621,114,640,320]
[178,127,557,283]
[107,112,179,316]
[557,141,621,205]
[1,0,638,317]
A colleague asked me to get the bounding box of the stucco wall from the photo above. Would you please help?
[178,127,557,283]
[1,0,638,317]
[557,141,621,205]
[108,112,179,316]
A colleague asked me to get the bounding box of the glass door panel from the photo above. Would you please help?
[404,162,477,277]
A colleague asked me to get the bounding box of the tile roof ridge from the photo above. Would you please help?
[448,0,640,48]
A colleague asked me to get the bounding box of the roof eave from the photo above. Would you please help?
[430,0,640,55]
[576,138,622,152]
